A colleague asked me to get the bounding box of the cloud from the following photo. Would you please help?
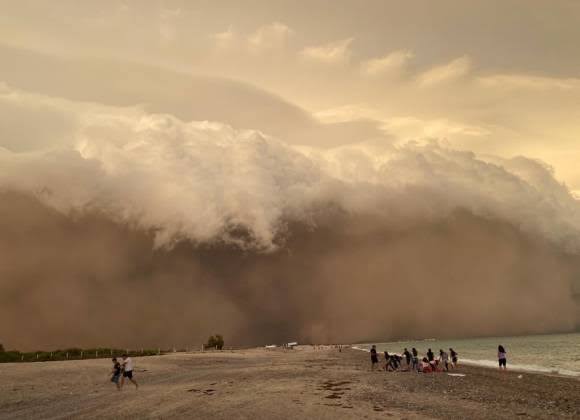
[159,7,181,43]
[360,50,414,77]
[2,86,580,252]
[247,22,293,52]
[478,74,580,91]
[418,55,472,86]
[300,37,354,64]
[211,26,237,50]
[2,86,580,349]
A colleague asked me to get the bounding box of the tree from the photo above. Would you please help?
[206,334,224,350]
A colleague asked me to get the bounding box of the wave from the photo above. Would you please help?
[461,359,580,377]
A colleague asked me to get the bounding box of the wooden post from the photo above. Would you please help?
[66,352,69,359]
[96,350,98,358]
[81,350,83,359]
[21,355,24,361]
[36,353,38,360]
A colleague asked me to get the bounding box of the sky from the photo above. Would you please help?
[1,0,580,191]
[1,1,580,348]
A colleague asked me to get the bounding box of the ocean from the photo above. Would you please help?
[356,332,580,377]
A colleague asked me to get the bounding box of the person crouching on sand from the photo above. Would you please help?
[498,345,507,372]
[420,357,433,373]
[121,354,139,389]
[370,345,379,371]
[110,358,121,390]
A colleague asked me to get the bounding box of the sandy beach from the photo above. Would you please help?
[1,346,579,419]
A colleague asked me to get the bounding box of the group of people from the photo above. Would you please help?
[110,354,139,390]
[370,345,459,373]
[370,344,509,372]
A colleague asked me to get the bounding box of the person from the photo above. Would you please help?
[110,357,121,390]
[403,348,411,367]
[439,349,449,371]
[420,357,433,373]
[411,348,419,372]
[498,345,507,371]
[384,351,400,371]
[449,348,458,368]
[370,345,379,371]
[427,348,434,362]
[121,354,139,389]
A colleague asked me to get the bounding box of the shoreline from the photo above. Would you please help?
[350,345,580,379]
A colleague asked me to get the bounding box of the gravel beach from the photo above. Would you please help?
[1,346,579,419]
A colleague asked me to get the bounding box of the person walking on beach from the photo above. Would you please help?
[439,349,449,371]
[370,345,379,371]
[427,348,434,362]
[121,354,139,389]
[498,345,507,372]
[411,348,419,372]
[449,348,458,368]
[110,358,122,390]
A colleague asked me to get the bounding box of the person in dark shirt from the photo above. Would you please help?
[449,348,458,368]
[411,348,419,372]
[427,348,434,362]
[370,345,379,371]
[110,358,121,390]
[403,348,411,368]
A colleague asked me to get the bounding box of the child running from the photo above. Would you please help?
[110,358,121,390]
[121,354,139,389]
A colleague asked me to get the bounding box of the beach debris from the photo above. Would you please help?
[447,373,466,377]
[518,374,523,379]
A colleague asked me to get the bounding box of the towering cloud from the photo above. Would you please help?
[1,87,579,349]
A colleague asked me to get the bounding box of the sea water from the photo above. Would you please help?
[357,332,580,377]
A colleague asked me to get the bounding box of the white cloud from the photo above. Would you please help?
[418,56,472,86]
[478,74,580,90]
[300,38,354,64]
[211,26,237,50]
[247,22,293,51]
[360,50,414,77]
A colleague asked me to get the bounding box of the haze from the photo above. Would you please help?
[1,0,579,350]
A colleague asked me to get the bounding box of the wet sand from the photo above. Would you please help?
[1,346,579,419]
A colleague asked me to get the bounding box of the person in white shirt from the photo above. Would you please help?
[121,354,139,389]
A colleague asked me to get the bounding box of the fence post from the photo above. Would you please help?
[50,352,53,359]
[21,355,24,361]
[96,350,98,358]
[66,352,69,359]
[36,353,38,360]
[81,350,83,359]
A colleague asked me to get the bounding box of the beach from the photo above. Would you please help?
[1,346,579,419]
